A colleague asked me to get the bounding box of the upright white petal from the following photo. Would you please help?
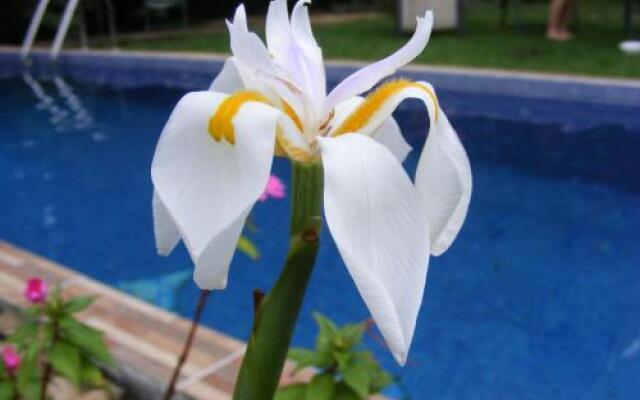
[290,0,326,102]
[227,5,274,75]
[151,91,280,289]
[416,111,472,256]
[322,11,433,116]
[329,96,411,162]
[152,190,181,256]
[319,134,430,365]
[209,57,244,93]
[265,0,290,51]
[265,0,325,122]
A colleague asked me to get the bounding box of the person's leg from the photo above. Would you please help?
[547,0,573,40]
[559,0,578,34]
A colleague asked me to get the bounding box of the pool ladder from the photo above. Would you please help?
[21,0,117,61]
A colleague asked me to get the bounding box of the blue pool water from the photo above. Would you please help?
[1,63,640,399]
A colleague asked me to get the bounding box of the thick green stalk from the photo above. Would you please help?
[233,161,323,400]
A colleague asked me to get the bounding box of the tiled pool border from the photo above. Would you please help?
[0,241,319,400]
[1,47,639,107]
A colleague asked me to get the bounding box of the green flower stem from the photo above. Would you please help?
[233,161,323,400]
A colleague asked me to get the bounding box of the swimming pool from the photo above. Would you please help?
[1,50,640,399]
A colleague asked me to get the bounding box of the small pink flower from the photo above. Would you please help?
[259,175,286,202]
[2,345,20,375]
[24,277,48,304]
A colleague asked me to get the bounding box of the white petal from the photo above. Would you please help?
[266,0,290,52]
[319,134,430,365]
[329,96,411,162]
[416,110,472,256]
[227,5,274,74]
[152,190,181,256]
[265,0,325,122]
[322,11,433,116]
[290,0,326,102]
[209,57,244,93]
[151,91,279,289]
[194,209,249,289]
[375,116,412,163]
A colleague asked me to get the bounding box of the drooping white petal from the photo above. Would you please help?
[415,110,472,256]
[322,11,433,116]
[151,91,280,289]
[209,57,244,93]
[375,117,412,163]
[319,134,430,365]
[329,96,411,162]
[152,190,181,256]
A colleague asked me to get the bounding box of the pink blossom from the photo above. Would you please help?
[24,277,48,304]
[259,175,286,202]
[2,345,20,375]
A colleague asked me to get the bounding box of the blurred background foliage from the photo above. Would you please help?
[0,0,386,44]
[1,0,637,77]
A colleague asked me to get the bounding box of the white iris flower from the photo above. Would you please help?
[151,0,472,364]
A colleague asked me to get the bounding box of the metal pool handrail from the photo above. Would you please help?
[21,0,119,62]
[20,0,50,59]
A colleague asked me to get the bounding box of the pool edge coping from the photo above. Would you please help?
[1,46,639,89]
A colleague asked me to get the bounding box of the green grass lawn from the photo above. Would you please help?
[118,0,640,78]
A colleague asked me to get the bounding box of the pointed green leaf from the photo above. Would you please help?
[237,236,260,261]
[342,360,372,399]
[305,374,335,400]
[334,350,352,371]
[81,360,105,387]
[8,321,39,343]
[314,313,338,354]
[63,296,96,314]
[58,317,113,365]
[49,341,82,386]
[333,382,362,400]
[370,370,394,394]
[339,322,366,349]
[274,383,307,400]
[288,348,320,373]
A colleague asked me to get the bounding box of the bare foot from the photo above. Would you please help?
[546,29,573,41]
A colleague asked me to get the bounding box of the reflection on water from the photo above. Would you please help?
[22,73,96,134]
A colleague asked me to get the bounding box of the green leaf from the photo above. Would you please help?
[19,381,41,400]
[338,322,365,349]
[274,383,307,400]
[342,361,372,399]
[237,236,260,261]
[304,374,335,400]
[8,321,39,343]
[49,341,82,386]
[58,317,113,366]
[369,370,393,394]
[24,306,42,318]
[288,348,320,373]
[333,350,352,371]
[313,313,338,354]
[81,360,105,387]
[63,296,96,314]
[333,382,362,400]
[0,382,13,400]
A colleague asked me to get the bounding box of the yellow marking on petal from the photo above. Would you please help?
[282,101,304,132]
[208,91,270,145]
[276,128,315,163]
[332,80,440,136]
